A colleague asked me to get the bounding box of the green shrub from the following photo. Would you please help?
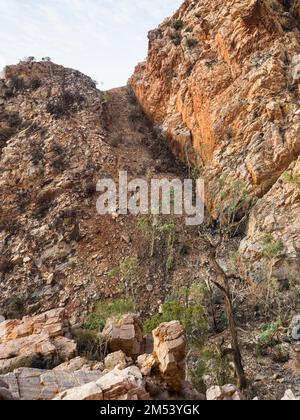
[31,79,42,90]
[190,349,233,393]
[5,295,25,319]
[283,172,300,189]
[144,299,207,345]
[186,38,198,48]
[72,329,107,361]
[46,91,84,118]
[10,76,25,92]
[172,19,183,30]
[170,33,181,46]
[158,223,176,233]
[258,318,282,347]
[137,217,152,233]
[107,267,119,279]
[261,234,284,259]
[84,298,136,332]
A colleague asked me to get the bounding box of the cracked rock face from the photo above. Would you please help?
[152,320,186,392]
[131,0,300,283]
[0,308,76,373]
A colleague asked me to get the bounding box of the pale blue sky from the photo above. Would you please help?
[0,0,182,89]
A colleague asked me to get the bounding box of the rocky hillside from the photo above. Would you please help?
[1,0,300,402]
[131,0,300,285]
[0,60,206,324]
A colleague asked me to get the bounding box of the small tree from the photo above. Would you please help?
[204,234,247,390]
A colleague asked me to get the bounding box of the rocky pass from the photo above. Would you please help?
[0,0,300,403]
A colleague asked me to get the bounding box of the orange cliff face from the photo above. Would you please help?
[131,0,300,211]
[131,0,300,283]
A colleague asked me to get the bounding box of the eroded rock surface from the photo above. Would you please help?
[152,321,186,392]
[53,366,150,400]
[131,0,300,282]
[0,308,76,373]
[0,367,102,400]
[102,314,144,359]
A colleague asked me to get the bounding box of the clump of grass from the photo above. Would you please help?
[84,298,136,332]
[190,349,234,394]
[283,171,300,189]
[144,297,207,346]
[186,38,198,48]
[261,234,284,259]
[172,19,183,30]
[72,329,108,361]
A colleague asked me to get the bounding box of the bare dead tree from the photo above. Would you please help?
[204,236,247,390]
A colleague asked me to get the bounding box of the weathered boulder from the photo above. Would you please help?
[152,321,186,392]
[54,357,104,372]
[137,354,157,376]
[102,314,144,359]
[206,384,244,401]
[0,309,76,373]
[104,350,128,371]
[53,366,150,400]
[0,367,102,400]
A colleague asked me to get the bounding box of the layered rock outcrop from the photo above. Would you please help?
[54,366,150,401]
[0,367,102,400]
[153,321,186,392]
[131,0,300,283]
[0,308,76,373]
[102,314,144,359]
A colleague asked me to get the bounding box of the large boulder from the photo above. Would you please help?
[0,367,102,400]
[104,350,128,371]
[152,321,186,392]
[0,309,76,373]
[102,314,144,359]
[54,366,150,400]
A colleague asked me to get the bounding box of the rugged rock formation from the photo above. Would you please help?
[102,314,144,359]
[131,0,300,282]
[152,321,186,392]
[239,157,300,283]
[0,308,76,373]
[54,366,150,401]
[0,367,102,400]
[104,350,128,371]
[0,61,191,323]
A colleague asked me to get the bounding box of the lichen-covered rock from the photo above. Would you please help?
[102,314,144,359]
[152,321,186,392]
[53,366,150,401]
